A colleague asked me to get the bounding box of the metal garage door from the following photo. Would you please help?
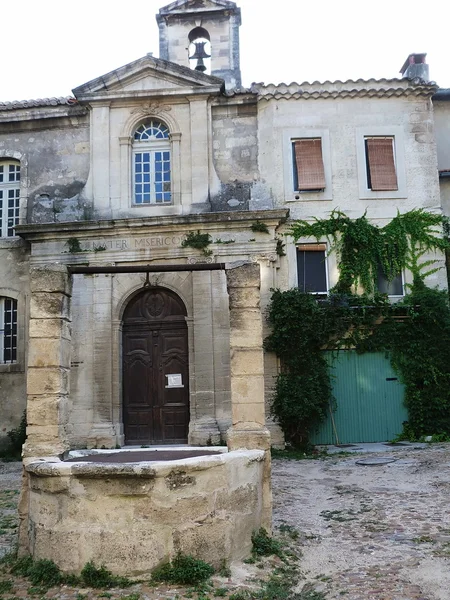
[310,351,407,445]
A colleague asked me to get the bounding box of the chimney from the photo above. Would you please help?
[400,53,429,82]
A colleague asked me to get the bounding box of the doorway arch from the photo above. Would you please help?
[122,287,189,445]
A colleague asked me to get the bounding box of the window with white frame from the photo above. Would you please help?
[296,244,328,294]
[133,121,172,205]
[0,160,20,237]
[0,297,17,364]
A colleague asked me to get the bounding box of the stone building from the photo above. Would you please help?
[0,0,446,449]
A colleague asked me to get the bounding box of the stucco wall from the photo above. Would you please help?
[257,93,446,291]
[434,100,450,172]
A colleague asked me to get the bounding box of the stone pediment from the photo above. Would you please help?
[159,0,237,16]
[72,54,224,100]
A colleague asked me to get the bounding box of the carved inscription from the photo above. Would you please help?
[68,236,183,253]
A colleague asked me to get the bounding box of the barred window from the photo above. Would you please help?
[133,121,172,205]
[0,160,20,237]
[0,297,17,363]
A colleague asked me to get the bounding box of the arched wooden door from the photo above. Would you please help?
[122,287,189,445]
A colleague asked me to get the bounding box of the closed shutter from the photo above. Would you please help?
[365,138,398,191]
[293,139,326,191]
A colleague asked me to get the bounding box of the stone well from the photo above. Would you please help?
[23,448,265,575]
[19,262,272,574]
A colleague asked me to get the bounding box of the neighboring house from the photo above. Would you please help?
[433,88,450,219]
[0,0,446,448]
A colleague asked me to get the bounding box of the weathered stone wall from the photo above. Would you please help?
[0,112,90,224]
[211,100,260,212]
[23,450,265,575]
[0,240,29,446]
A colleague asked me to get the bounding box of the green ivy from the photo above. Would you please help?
[266,209,450,447]
[181,231,213,256]
[289,209,448,295]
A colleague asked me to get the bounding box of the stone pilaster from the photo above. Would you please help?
[226,262,272,530]
[23,265,72,458]
[189,270,221,445]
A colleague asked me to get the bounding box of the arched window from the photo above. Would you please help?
[0,296,17,363]
[0,160,20,237]
[133,120,172,205]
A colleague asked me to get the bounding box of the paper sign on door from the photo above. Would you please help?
[165,374,184,388]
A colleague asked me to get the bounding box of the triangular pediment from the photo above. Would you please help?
[159,0,237,15]
[72,55,224,99]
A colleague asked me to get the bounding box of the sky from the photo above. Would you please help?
[1,0,449,102]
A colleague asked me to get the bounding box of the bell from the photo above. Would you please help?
[189,41,211,72]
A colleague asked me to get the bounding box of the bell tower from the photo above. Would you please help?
[157,0,242,89]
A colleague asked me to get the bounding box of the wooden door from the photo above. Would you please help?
[310,351,407,444]
[122,288,189,445]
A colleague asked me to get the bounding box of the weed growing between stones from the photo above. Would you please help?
[0,579,14,594]
[80,562,133,588]
[251,528,284,560]
[151,553,214,586]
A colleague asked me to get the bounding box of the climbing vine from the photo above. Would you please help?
[265,210,450,448]
[289,209,447,294]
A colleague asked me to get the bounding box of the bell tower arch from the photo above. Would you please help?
[157,0,242,89]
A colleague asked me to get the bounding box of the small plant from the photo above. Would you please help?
[23,559,63,588]
[181,231,213,257]
[120,594,140,600]
[276,238,286,257]
[250,222,270,234]
[0,411,27,461]
[80,561,132,589]
[251,528,284,559]
[214,588,228,597]
[10,556,34,577]
[66,237,84,253]
[217,560,231,578]
[151,553,214,586]
[278,524,300,540]
[0,580,14,594]
[93,244,107,252]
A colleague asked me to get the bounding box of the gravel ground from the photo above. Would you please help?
[2,445,450,599]
[273,444,450,599]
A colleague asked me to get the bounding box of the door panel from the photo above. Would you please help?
[310,351,407,444]
[122,288,189,445]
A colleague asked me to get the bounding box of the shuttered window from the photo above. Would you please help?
[365,137,398,191]
[297,244,328,293]
[293,139,326,191]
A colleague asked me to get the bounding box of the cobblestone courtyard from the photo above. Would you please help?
[1,445,450,599]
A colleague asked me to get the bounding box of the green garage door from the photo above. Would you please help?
[310,351,407,445]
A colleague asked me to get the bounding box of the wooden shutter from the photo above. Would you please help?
[294,139,326,191]
[366,138,398,191]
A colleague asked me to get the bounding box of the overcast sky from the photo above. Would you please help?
[2,0,448,102]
